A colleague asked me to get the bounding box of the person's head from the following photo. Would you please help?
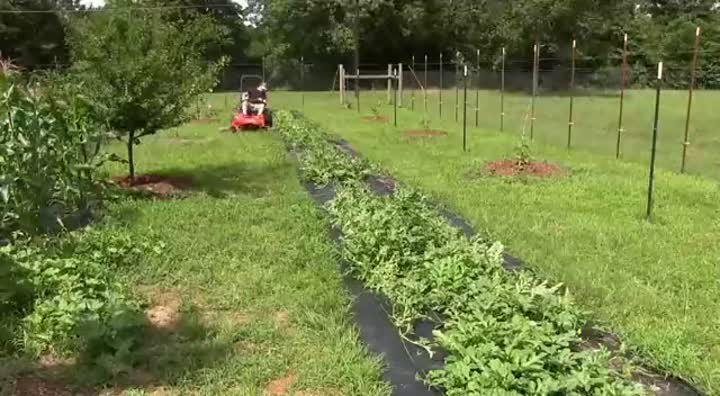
[258,82,267,91]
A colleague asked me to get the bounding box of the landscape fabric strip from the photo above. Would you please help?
[303,182,441,396]
[274,110,692,396]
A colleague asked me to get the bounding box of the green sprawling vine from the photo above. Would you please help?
[275,110,644,396]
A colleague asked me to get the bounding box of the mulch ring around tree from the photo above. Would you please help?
[483,159,564,178]
[362,115,389,122]
[112,174,194,199]
[404,129,448,138]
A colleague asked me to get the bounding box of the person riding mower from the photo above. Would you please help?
[241,82,267,116]
[230,82,272,131]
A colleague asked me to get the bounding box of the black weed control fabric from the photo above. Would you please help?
[302,182,440,396]
[292,134,703,396]
[330,139,704,396]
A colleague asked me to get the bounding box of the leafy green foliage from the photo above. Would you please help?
[514,134,533,169]
[275,111,371,186]
[1,65,111,239]
[276,110,644,395]
[0,230,162,369]
[66,0,228,177]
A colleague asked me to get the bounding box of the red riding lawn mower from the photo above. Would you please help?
[229,75,273,132]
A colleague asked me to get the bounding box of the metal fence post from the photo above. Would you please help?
[455,52,459,122]
[617,33,628,158]
[300,56,305,109]
[530,43,538,140]
[387,64,392,104]
[424,54,428,113]
[568,39,576,149]
[681,26,701,174]
[647,62,663,222]
[501,47,505,132]
[463,65,468,152]
[411,55,415,111]
[439,53,443,118]
[398,63,403,107]
[475,49,480,127]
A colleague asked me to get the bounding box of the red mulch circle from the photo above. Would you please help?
[111,174,194,198]
[362,115,389,122]
[404,129,448,137]
[483,160,563,178]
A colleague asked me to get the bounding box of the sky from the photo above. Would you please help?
[81,0,248,7]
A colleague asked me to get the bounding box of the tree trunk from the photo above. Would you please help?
[127,131,135,180]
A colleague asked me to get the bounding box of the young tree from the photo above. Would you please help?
[66,0,227,178]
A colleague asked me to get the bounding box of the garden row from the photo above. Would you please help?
[274,110,645,395]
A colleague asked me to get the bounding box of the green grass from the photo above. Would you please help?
[269,91,720,394]
[309,86,720,180]
[11,102,389,395]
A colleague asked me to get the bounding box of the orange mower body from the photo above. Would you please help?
[230,112,267,132]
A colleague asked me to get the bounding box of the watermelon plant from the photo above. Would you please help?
[274,110,645,395]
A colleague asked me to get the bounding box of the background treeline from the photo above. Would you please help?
[3,0,720,88]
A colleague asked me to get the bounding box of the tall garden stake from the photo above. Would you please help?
[455,51,460,122]
[411,55,415,111]
[475,49,480,127]
[439,53,443,118]
[300,56,305,109]
[501,47,505,132]
[568,39,576,149]
[356,68,360,113]
[530,43,539,140]
[617,33,628,158]
[681,26,701,174]
[424,54,428,113]
[647,62,663,222]
[393,69,398,127]
[463,65,468,152]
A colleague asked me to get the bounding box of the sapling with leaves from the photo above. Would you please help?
[67,0,228,179]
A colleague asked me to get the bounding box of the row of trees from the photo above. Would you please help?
[247,0,720,88]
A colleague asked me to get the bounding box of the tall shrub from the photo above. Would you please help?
[66,0,228,178]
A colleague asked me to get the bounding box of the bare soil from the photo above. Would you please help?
[362,115,389,122]
[190,117,218,124]
[144,288,183,332]
[404,129,448,138]
[483,159,564,178]
[112,175,193,198]
[265,371,296,396]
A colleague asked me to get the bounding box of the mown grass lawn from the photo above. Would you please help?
[12,108,389,395]
[270,91,720,394]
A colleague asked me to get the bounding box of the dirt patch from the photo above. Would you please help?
[190,117,218,124]
[482,159,564,178]
[145,289,183,331]
[273,311,290,327]
[362,115,388,122]
[404,129,448,138]
[295,390,342,396]
[13,376,80,396]
[111,175,193,198]
[265,371,296,396]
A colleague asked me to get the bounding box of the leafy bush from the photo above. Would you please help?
[1,64,111,239]
[66,0,228,178]
[276,111,644,395]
